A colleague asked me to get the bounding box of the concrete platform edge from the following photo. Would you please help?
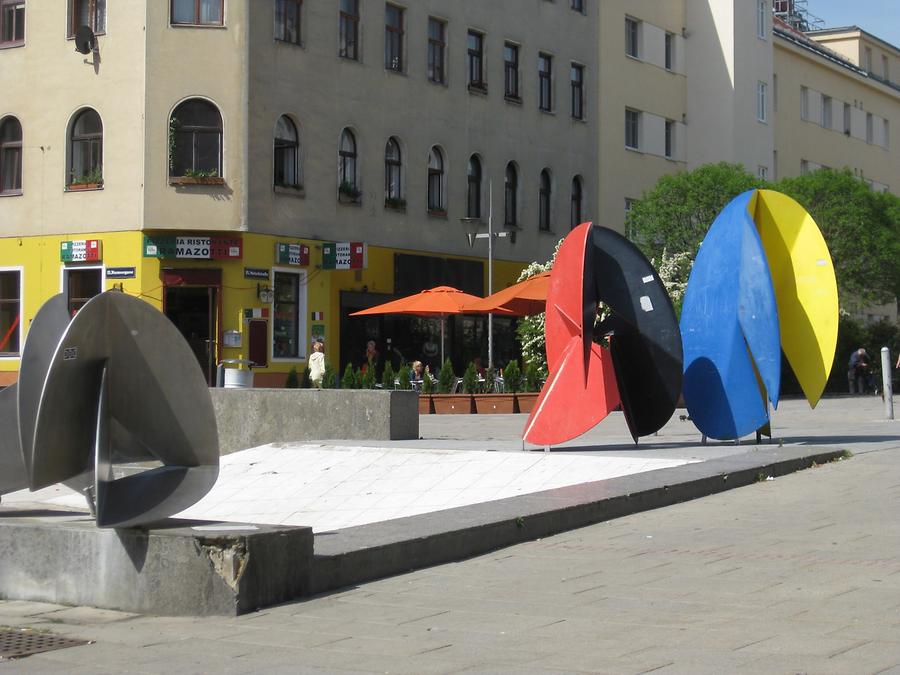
[310,446,846,595]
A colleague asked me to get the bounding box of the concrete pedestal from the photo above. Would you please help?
[0,511,312,616]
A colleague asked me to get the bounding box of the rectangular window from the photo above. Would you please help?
[664,120,674,158]
[821,95,832,128]
[625,17,639,58]
[570,63,584,119]
[757,0,767,39]
[273,271,304,359]
[69,0,106,37]
[339,0,359,60]
[427,17,446,84]
[538,53,552,112]
[0,0,25,46]
[625,108,640,149]
[843,102,851,133]
[274,0,301,45]
[504,42,519,99]
[883,55,890,81]
[800,159,809,175]
[571,0,584,12]
[800,86,809,120]
[170,0,222,26]
[864,46,872,73]
[757,81,767,122]
[65,267,102,315]
[384,3,403,71]
[664,32,674,70]
[467,30,485,90]
[0,270,20,355]
[866,112,874,143]
[884,119,890,149]
[758,165,768,179]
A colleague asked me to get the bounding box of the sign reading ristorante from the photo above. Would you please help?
[143,236,243,260]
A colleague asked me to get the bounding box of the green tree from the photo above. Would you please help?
[462,362,479,394]
[437,359,455,394]
[322,362,336,389]
[397,364,411,390]
[775,168,900,306]
[381,362,396,389]
[341,363,357,389]
[626,162,763,261]
[503,359,522,393]
[284,366,299,389]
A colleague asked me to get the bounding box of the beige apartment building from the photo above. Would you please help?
[1,1,897,387]
[0,0,597,385]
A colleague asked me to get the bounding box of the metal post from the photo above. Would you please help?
[881,347,894,420]
[487,181,494,372]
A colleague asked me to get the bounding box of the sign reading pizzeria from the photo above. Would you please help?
[321,242,366,270]
[275,242,310,266]
[60,239,102,262]
[143,236,243,260]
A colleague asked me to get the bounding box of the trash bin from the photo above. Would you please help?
[218,358,255,388]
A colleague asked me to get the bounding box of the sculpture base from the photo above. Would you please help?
[0,511,312,616]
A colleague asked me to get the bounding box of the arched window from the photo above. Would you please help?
[570,175,583,230]
[338,128,358,197]
[68,109,103,187]
[170,99,223,177]
[384,137,402,204]
[427,146,444,213]
[467,155,481,218]
[0,117,22,194]
[274,116,299,188]
[539,169,552,231]
[504,162,517,227]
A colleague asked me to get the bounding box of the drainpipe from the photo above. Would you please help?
[240,0,250,232]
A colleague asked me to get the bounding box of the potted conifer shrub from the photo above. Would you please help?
[431,359,472,414]
[516,361,541,413]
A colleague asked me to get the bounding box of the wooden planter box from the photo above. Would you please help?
[418,394,434,414]
[431,394,474,414]
[514,392,539,414]
[67,182,102,191]
[472,393,516,414]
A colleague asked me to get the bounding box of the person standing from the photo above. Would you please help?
[309,340,326,388]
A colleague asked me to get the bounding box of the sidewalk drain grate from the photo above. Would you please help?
[0,629,89,660]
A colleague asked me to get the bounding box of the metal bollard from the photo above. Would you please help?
[881,347,894,420]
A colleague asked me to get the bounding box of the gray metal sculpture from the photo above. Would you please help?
[0,291,219,528]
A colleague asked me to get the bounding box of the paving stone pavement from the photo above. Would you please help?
[1,394,899,673]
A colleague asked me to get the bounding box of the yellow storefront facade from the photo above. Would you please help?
[0,231,524,388]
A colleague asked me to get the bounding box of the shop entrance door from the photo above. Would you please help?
[163,270,221,385]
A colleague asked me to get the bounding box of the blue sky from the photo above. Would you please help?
[807,0,900,47]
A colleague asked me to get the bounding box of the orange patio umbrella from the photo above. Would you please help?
[349,286,487,364]
[462,272,550,317]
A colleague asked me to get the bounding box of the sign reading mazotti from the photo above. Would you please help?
[61,239,102,262]
[143,236,243,260]
[322,242,366,270]
[106,267,136,279]
[275,242,310,266]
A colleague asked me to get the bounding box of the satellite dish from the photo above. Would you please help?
[74,24,95,55]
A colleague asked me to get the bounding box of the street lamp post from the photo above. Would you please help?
[461,181,513,372]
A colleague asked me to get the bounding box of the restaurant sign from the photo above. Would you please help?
[60,239,102,262]
[275,242,310,266]
[143,236,243,260]
[322,242,366,270]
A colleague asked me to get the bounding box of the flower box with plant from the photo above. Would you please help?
[384,196,407,210]
[67,168,104,190]
[472,366,516,413]
[502,359,524,413]
[432,359,472,414]
[515,361,542,413]
[338,181,362,203]
[169,169,225,186]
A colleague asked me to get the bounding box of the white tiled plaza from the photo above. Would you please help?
[175,444,693,532]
